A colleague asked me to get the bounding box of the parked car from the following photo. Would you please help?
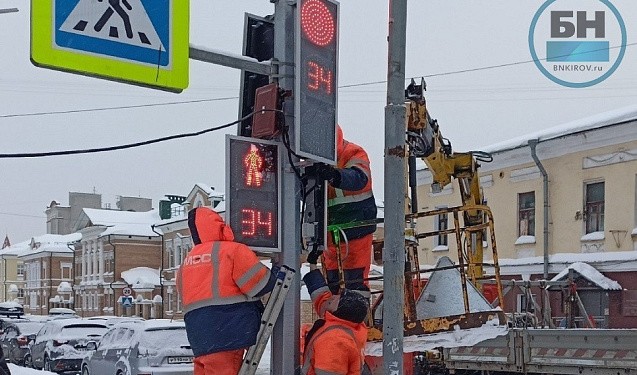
[48,308,79,318]
[0,320,46,366]
[0,302,24,318]
[31,319,109,373]
[81,320,193,375]
[85,316,145,326]
[0,317,26,333]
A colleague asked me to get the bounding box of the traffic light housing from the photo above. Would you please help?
[239,14,274,137]
[295,0,339,164]
[226,135,281,252]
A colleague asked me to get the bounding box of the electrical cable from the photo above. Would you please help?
[0,97,237,119]
[3,42,635,120]
[339,42,637,89]
[0,109,281,159]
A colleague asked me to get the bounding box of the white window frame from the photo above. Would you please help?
[434,205,448,247]
[61,262,72,280]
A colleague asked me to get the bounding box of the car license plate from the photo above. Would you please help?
[168,356,193,364]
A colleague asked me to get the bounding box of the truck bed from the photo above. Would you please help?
[443,328,637,374]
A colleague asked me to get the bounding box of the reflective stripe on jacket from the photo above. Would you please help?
[301,269,368,375]
[327,139,377,240]
[177,241,270,314]
[301,313,367,375]
[176,207,276,357]
[327,140,373,207]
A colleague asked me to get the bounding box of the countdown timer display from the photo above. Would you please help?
[226,135,281,252]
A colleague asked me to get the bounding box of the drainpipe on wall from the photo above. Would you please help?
[4,256,7,303]
[151,225,164,319]
[49,252,53,314]
[107,235,116,316]
[528,139,550,279]
[68,243,76,312]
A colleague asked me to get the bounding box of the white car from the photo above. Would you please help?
[82,320,194,375]
[31,318,109,373]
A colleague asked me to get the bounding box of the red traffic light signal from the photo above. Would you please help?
[226,136,281,252]
[295,0,339,164]
[300,0,336,47]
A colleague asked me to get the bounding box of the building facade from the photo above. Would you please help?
[415,107,637,327]
[20,234,79,315]
[73,208,162,318]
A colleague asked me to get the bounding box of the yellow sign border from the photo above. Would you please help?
[31,0,189,93]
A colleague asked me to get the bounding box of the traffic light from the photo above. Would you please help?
[239,14,274,137]
[295,0,339,164]
[226,135,281,252]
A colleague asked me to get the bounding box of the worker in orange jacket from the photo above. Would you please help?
[177,207,278,375]
[301,264,369,375]
[312,125,377,295]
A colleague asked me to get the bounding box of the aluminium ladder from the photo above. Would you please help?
[238,265,296,375]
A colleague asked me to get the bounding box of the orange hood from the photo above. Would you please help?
[188,207,234,245]
[336,124,345,156]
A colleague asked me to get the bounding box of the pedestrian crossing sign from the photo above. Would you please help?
[31,0,189,93]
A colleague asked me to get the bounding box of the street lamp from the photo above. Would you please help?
[0,8,19,14]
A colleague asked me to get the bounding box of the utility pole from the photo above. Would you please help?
[384,0,408,374]
[271,1,300,374]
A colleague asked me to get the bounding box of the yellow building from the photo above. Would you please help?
[416,106,637,272]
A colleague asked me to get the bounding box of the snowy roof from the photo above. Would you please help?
[481,104,637,153]
[121,267,160,288]
[0,301,22,309]
[2,233,81,257]
[83,208,161,237]
[194,183,216,196]
[57,282,73,293]
[550,262,622,290]
[499,250,637,267]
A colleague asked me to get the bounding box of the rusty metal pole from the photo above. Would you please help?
[384,0,408,373]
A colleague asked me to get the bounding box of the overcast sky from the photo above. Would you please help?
[1,0,636,243]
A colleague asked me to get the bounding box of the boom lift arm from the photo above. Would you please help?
[405,78,493,283]
[364,80,507,344]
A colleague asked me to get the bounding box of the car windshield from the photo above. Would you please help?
[140,328,189,351]
[14,322,44,335]
[60,325,108,339]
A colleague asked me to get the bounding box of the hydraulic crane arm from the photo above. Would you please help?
[405,79,492,281]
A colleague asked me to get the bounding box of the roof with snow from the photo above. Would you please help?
[499,250,637,267]
[1,233,81,257]
[81,208,161,237]
[121,267,160,289]
[416,105,637,172]
[481,104,637,153]
[549,262,622,290]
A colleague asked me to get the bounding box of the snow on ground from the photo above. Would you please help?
[8,364,56,375]
[365,318,508,357]
[250,318,509,371]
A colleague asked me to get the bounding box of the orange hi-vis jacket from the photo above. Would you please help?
[327,140,373,207]
[178,240,270,312]
[302,269,368,375]
[301,312,368,375]
[177,207,276,357]
[327,126,377,241]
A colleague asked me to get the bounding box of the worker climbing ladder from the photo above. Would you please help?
[238,265,296,375]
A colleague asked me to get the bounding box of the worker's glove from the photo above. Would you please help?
[306,248,323,265]
[316,163,342,188]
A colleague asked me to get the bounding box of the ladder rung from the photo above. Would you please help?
[238,265,296,375]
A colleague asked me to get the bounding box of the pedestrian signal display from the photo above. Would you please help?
[295,0,339,164]
[226,136,281,252]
